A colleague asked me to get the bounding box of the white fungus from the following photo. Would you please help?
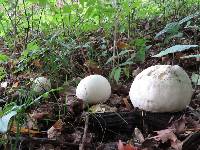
[76,75,111,104]
[129,65,193,112]
[33,77,51,93]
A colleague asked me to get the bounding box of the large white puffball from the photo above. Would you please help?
[33,77,51,93]
[129,65,193,112]
[76,75,111,104]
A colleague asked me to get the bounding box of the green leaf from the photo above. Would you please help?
[0,67,6,81]
[123,67,129,78]
[21,42,39,58]
[135,48,145,62]
[178,12,200,25]
[119,61,133,67]
[118,50,132,56]
[63,5,71,13]
[155,22,180,38]
[110,67,121,83]
[191,73,200,85]
[38,0,48,6]
[152,45,198,57]
[113,67,121,83]
[0,111,17,133]
[180,54,200,59]
[0,54,9,63]
[106,56,116,64]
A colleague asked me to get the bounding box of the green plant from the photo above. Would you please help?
[108,38,150,83]
[0,67,6,81]
[152,45,198,57]
[0,87,62,135]
[155,12,200,45]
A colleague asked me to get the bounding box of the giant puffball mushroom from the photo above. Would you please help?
[129,65,193,112]
[76,75,111,104]
[33,77,51,93]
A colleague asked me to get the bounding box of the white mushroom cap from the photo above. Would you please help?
[129,65,193,112]
[33,77,51,93]
[76,75,111,104]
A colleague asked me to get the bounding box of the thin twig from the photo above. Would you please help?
[79,114,89,150]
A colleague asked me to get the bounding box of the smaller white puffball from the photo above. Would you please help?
[33,77,51,93]
[76,75,111,104]
[129,65,193,112]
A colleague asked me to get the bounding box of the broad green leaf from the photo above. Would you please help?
[178,12,200,25]
[170,32,183,38]
[180,54,200,59]
[21,42,39,57]
[155,22,180,38]
[113,67,121,83]
[110,67,121,83]
[119,61,133,67]
[135,47,146,62]
[0,111,17,133]
[134,38,148,47]
[191,73,200,85]
[152,45,198,57]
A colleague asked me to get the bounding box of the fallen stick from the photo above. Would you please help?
[79,114,89,150]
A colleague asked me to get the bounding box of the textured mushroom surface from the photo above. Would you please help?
[76,75,111,104]
[129,65,193,112]
[33,77,51,93]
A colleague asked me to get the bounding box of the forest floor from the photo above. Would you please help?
[0,14,200,150]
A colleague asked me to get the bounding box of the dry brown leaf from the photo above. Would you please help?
[123,97,132,111]
[47,119,64,139]
[117,41,129,49]
[12,81,19,88]
[84,60,102,74]
[10,126,40,136]
[31,60,43,68]
[30,111,49,120]
[152,128,182,150]
[170,116,186,133]
[117,140,139,150]
[153,129,176,143]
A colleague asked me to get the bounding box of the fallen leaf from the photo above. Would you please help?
[123,97,132,111]
[170,116,186,133]
[134,128,145,143]
[109,94,123,106]
[151,128,182,150]
[71,130,82,144]
[152,128,176,143]
[117,41,129,49]
[117,140,139,150]
[31,60,43,68]
[12,81,19,88]
[53,119,64,129]
[10,126,40,136]
[30,111,49,120]
[84,60,102,74]
[47,119,64,139]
